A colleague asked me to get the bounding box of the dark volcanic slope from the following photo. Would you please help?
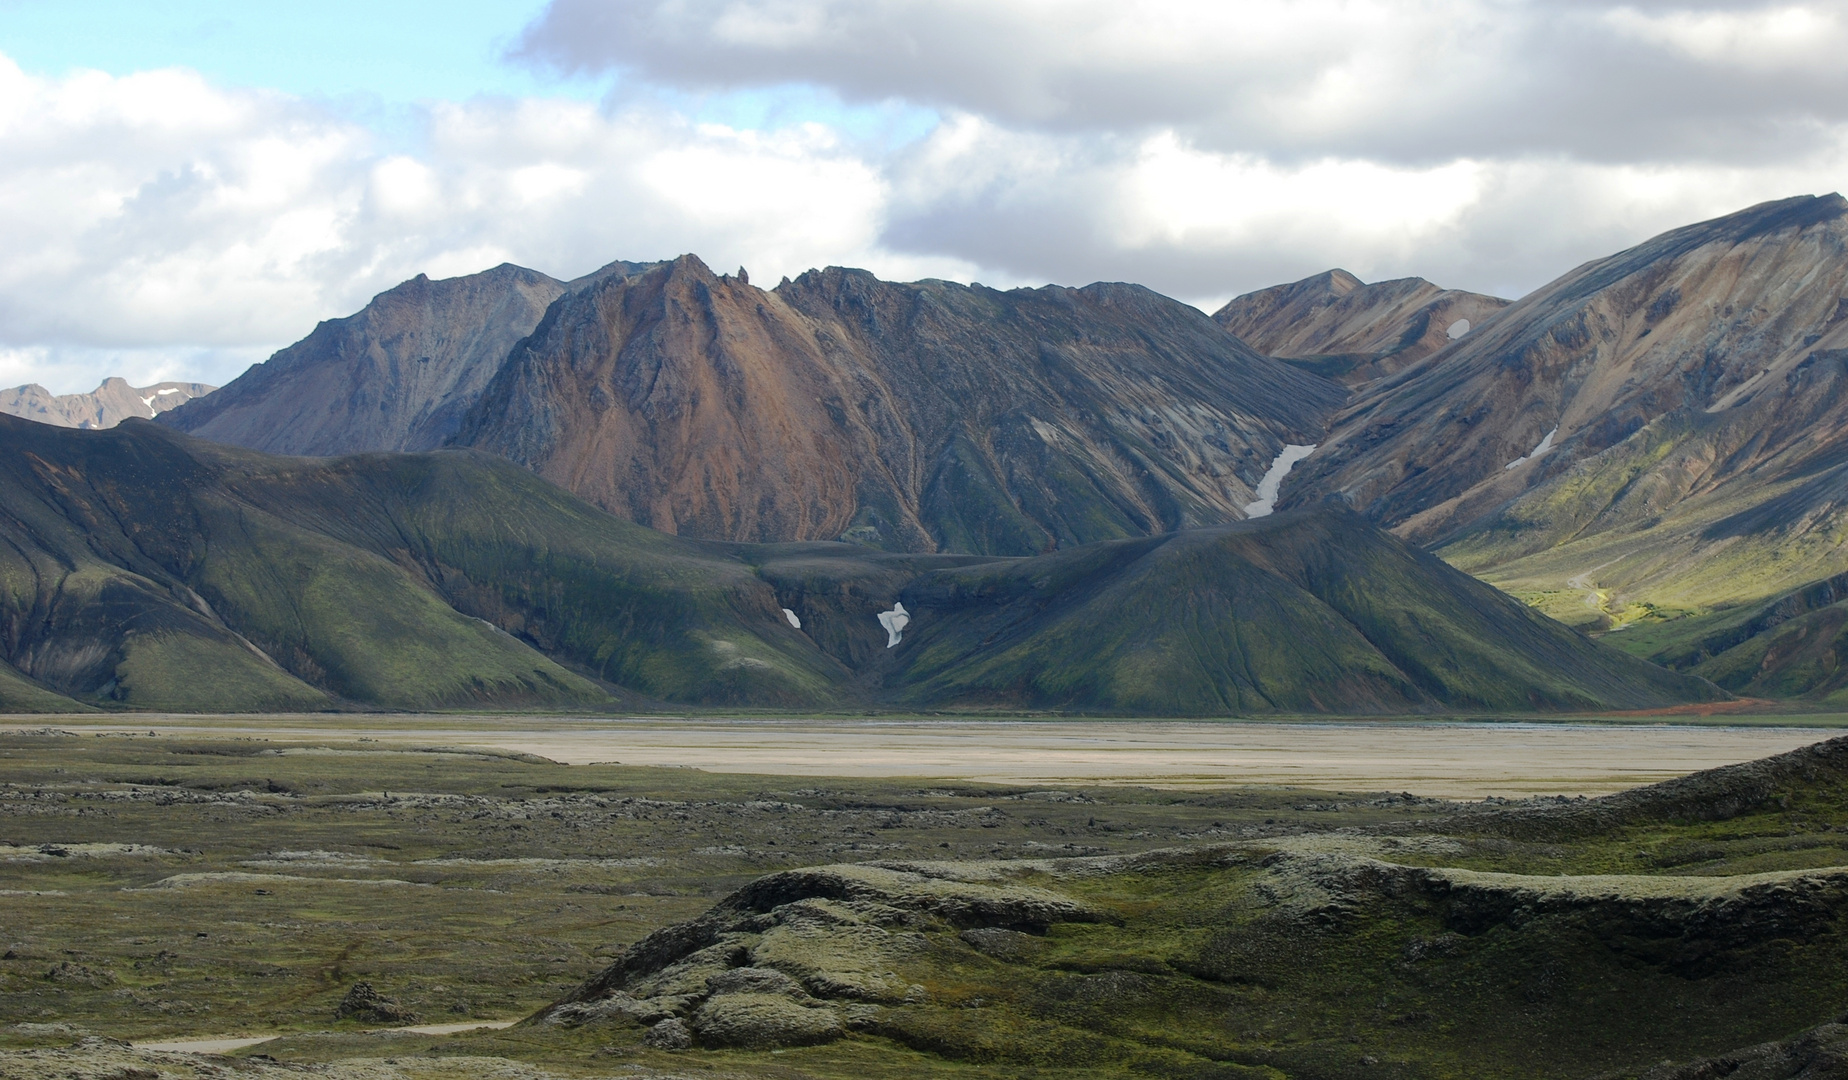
[1214,269,1508,388]
[0,418,1710,715]
[454,256,1348,555]
[160,262,644,454]
[0,415,860,712]
[884,506,1715,713]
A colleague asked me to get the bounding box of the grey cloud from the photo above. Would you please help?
[519,0,1848,166]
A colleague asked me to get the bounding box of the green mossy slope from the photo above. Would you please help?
[0,656,88,712]
[0,417,792,710]
[886,507,1719,713]
[0,416,1720,715]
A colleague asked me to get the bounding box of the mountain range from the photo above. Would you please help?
[166,256,1342,555]
[7,191,1848,713]
[0,377,214,429]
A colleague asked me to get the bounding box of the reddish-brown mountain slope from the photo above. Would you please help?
[453,256,1347,554]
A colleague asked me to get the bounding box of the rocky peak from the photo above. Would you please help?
[161,261,573,454]
[457,259,1346,553]
[1215,269,1508,389]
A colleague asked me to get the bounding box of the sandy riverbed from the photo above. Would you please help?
[8,714,1841,798]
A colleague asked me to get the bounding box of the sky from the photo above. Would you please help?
[1,0,1845,394]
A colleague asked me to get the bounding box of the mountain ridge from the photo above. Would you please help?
[1,377,214,429]
[1213,268,1508,389]
[452,254,1348,554]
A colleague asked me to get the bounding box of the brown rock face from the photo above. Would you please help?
[160,263,615,453]
[1291,194,1848,551]
[0,377,214,429]
[454,256,1345,554]
[1214,269,1508,389]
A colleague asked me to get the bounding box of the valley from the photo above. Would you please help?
[9,192,1848,1079]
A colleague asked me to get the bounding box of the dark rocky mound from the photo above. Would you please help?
[534,863,1106,1051]
[1437,733,1848,840]
[334,981,417,1024]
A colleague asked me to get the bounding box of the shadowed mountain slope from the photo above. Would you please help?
[0,419,1710,715]
[0,415,847,712]
[1213,269,1508,389]
[1,377,214,429]
[160,260,653,454]
[452,256,1349,555]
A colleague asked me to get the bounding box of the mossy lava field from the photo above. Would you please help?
[5,727,1848,1079]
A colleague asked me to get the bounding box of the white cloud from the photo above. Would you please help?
[1602,4,1848,70]
[0,56,913,392]
[4,3,1848,394]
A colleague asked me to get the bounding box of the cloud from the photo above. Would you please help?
[518,0,1848,165]
[0,54,963,392]
[875,111,1848,304]
[3,4,1848,393]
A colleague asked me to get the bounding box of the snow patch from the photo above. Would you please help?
[1446,319,1471,339]
[1244,444,1317,518]
[156,387,181,396]
[1505,427,1558,470]
[877,602,910,648]
[782,608,802,629]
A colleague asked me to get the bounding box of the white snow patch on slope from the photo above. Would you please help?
[877,602,910,648]
[782,608,802,629]
[1505,427,1558,470]
[1446,319,1471,339]
[1244,444,1316,518]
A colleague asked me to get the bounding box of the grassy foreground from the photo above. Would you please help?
[3,729,1848,1079]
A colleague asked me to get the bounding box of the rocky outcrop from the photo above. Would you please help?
[0,378,213,429]
[454,256,1346,554]
[334,981,417,1024]
[161,260,651,454]
[1214,269,1508,389]
[1626,1018,1848,1080]
[535,862,1106,1049]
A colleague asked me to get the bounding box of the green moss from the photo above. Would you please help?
[112,629,329,712]
[0,657,87,713]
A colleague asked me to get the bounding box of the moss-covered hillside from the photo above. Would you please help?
[539,736,1848,1080]
[0,415,1715,714]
